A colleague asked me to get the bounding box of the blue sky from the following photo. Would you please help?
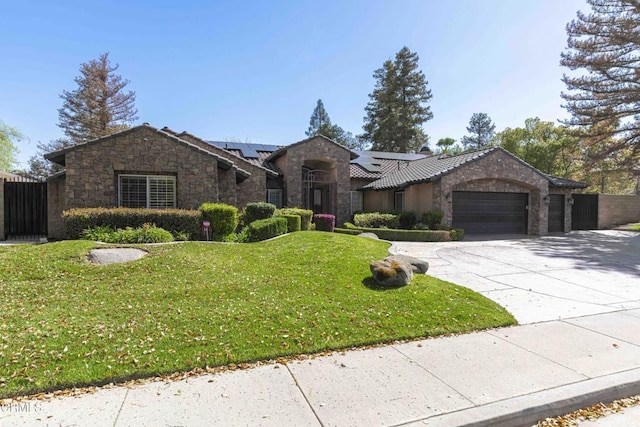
[1,0,589,168]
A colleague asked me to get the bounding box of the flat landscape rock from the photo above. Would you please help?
[88,248,147,265]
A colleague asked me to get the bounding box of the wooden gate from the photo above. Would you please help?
[3,181,48,239]
[571,194,598,230]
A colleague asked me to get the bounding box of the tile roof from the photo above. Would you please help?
[363,147,589,190]
[350,158,418,180]
[545,174,589,189]
[45,124,234,169]
[364,148,495,190]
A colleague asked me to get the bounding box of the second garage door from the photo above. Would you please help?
[452,191,528,234]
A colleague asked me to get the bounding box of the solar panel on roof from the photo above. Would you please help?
[207,141,279,159]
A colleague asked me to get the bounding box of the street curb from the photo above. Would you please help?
[397,368,640,427]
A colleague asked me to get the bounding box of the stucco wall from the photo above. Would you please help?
[350,178,371,191]
[404,182,433,215]
[64,127,219,210]
[364,190,394,212]
[598,194,640,228]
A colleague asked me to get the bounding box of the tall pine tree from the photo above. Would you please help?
[306,99,359,148]
[461,113,496,149]
[29,53,138,178]
[58,52,138,144]
[306,99,334,138]
[361,46,433,153]
[561,0,640,170]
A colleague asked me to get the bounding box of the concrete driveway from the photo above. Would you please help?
[391,230,640,324]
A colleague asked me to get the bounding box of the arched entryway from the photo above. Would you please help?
[302,160,336,216]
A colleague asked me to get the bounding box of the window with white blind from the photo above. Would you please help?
[119,175,176,209]
[266,189,283,208]
[350,191,363,214]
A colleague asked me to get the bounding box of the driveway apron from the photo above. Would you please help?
[391,230,640,324]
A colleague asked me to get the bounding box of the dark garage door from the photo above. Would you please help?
[548,194,565,232]
[452,191,528,234]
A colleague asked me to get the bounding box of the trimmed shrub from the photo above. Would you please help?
[398,211,417,230]
[81,223,174,244]
[62,208,201,240]
[242,202,276,225]
[353,212,400,229]
[450,228,465,241]
[282,214,301,233]
[199,203,239,241]
[81,225,115,242]
[334,228,362,236]
[313,214,335,232]
[344,225,451,242]
[277,208,313,230]
[246,217,288,242]
[422,210,444,230]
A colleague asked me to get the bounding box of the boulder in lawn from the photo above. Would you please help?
[369,258,413,287]
[385,255,429,274]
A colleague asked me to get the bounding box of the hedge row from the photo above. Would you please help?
[281,214,301,233]
[353,210,443,230]
[334,228,362,236]
[242,202,276,225]
[247,217,288,242]
[62,208,202,240]
[343,224,461,242]
[277,208,313,231]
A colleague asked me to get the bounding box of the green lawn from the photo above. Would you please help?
[0,232,515,397]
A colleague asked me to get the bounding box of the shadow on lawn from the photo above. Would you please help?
[361,277,406,291]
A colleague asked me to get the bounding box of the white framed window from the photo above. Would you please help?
[119,175,176,209]
[350,191,363,215]
[394,191,405,211]
[266,189,283,208]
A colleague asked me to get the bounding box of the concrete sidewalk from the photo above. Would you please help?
[3,231,639,426]
[4,310,640,427]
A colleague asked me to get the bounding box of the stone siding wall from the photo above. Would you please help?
[178,133,266,209]
[217,169,237,206]
[284,138,352,225]
[598,194,640,228]
[47,175,66,239]
[435,150,549,235]
[64,127,219,210]
[550,188,573,232]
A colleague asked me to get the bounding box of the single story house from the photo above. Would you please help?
[44,123,587,238]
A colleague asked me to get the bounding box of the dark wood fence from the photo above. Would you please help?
[3,181,48,239]
[571,194,598,230]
